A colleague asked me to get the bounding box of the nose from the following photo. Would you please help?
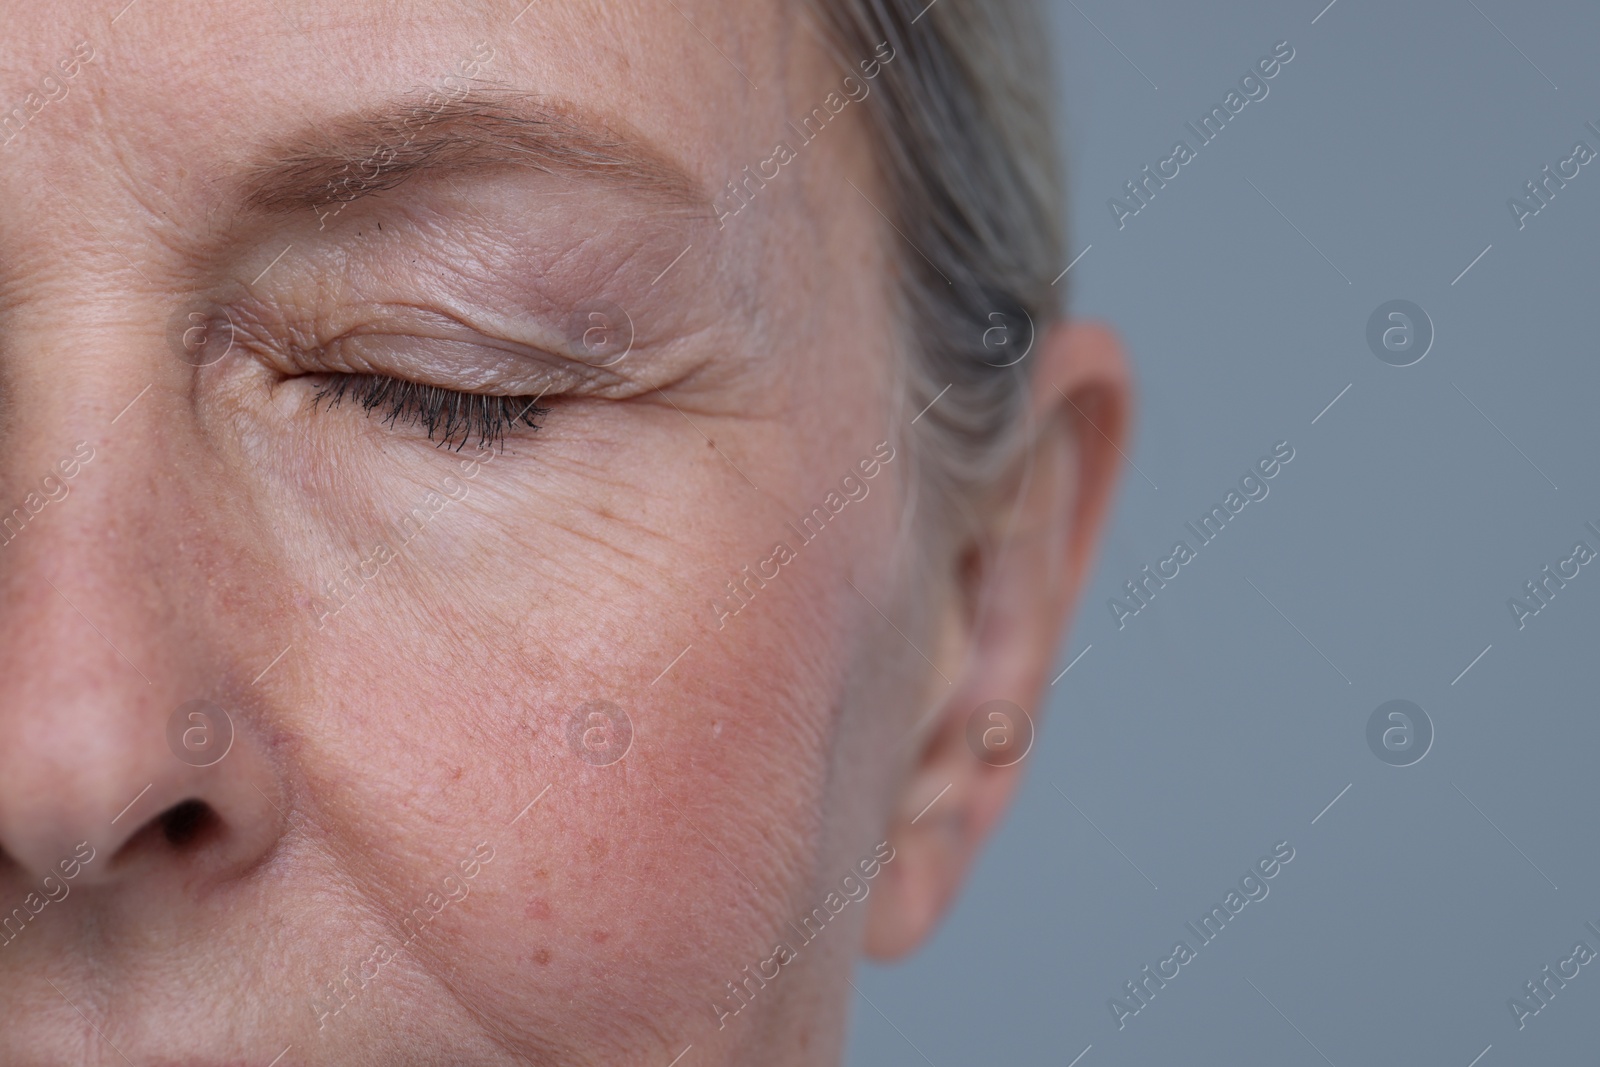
[0,420,287,888]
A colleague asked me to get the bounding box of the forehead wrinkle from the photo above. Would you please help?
[236,89,711,217]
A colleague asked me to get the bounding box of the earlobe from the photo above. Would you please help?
[864,319,1130,960]
[863,700,1031,960]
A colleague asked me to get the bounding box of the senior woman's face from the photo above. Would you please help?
[0,1,1125,1063]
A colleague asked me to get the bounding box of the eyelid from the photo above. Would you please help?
[314,330,587,395]
[229,299,612,396]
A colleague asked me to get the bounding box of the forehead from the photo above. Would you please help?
[0,0,814,229]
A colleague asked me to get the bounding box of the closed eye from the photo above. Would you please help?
[311,373,550,452]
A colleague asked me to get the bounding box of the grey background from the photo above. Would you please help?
[847,0,1600,1064]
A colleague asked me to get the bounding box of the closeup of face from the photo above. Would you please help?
[0,1,1128,1064]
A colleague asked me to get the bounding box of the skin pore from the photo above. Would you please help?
[0,1,1128,1064]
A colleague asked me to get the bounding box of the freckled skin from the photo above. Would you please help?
[0,1,1129,1063]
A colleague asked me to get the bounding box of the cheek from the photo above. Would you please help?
[277,410,880,1052]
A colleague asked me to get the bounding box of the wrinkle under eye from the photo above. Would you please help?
[311,374,550,452]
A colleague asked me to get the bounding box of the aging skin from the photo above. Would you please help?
[0,1,1127,1064]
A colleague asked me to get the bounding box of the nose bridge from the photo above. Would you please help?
[0,360,285,884]
[0,427,184,866]
[0,403,176,689]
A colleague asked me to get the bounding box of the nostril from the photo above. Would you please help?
[103,799,220,874]
[158,799,216,849]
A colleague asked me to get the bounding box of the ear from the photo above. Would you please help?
[865,319,1130,959]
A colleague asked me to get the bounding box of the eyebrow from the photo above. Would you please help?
[238,90,708,217]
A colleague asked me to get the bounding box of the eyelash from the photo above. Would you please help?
[312,374,550,452]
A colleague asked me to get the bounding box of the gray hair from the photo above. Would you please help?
[808,0,1064,524]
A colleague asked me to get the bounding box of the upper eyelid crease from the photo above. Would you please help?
[224,297,615,393]
[300,327,622,395]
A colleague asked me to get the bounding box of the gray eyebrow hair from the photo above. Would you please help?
[238,90,708,216]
